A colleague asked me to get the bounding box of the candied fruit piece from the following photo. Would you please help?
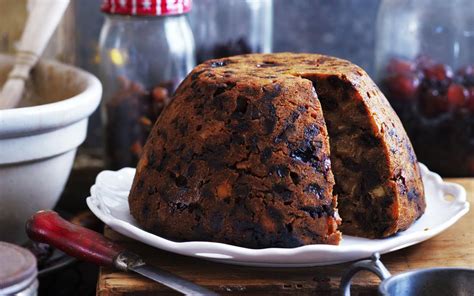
[447,83,468,108]
[386,58,415,74]
[418,88,449,118]
[423,63,453,82]
[217,182,232,199]
[383,73,420,101]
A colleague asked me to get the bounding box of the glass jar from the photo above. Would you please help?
[375,0,474,177]
[98,0,195,169]
[189,0,273,64]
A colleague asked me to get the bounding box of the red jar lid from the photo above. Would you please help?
[102,0,192,16]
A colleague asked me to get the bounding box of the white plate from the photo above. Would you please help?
[87,163,469,267]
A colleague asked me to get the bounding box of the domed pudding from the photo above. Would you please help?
[128,53,425,248]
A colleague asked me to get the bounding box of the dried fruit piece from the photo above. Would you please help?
[216,182,232,199]
[106,79,174,169]
[152,86,169,103]
[139,116,153,126]
[130,141,143,157]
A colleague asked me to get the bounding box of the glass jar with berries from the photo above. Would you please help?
[98,0,195,169]
[375,0,474,177]
[189,0,273,64]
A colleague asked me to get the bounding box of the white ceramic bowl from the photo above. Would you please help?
[0,54,102,243]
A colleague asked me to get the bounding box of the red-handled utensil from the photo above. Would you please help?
[26,210,218,295]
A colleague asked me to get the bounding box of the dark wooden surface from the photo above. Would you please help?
[97,179,474,295]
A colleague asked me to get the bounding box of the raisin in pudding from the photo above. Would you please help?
[128,53,426,248]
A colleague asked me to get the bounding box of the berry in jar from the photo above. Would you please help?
[381,56,474,177]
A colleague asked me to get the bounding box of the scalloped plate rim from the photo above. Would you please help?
[86,163,469,267]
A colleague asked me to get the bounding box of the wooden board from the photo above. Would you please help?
[97,178,474,295]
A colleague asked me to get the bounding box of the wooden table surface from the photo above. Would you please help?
[97,179,474,295]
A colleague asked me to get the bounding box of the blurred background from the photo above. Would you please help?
[1,0,473,294]
[0,0,474,295]
[0,0,381,150]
